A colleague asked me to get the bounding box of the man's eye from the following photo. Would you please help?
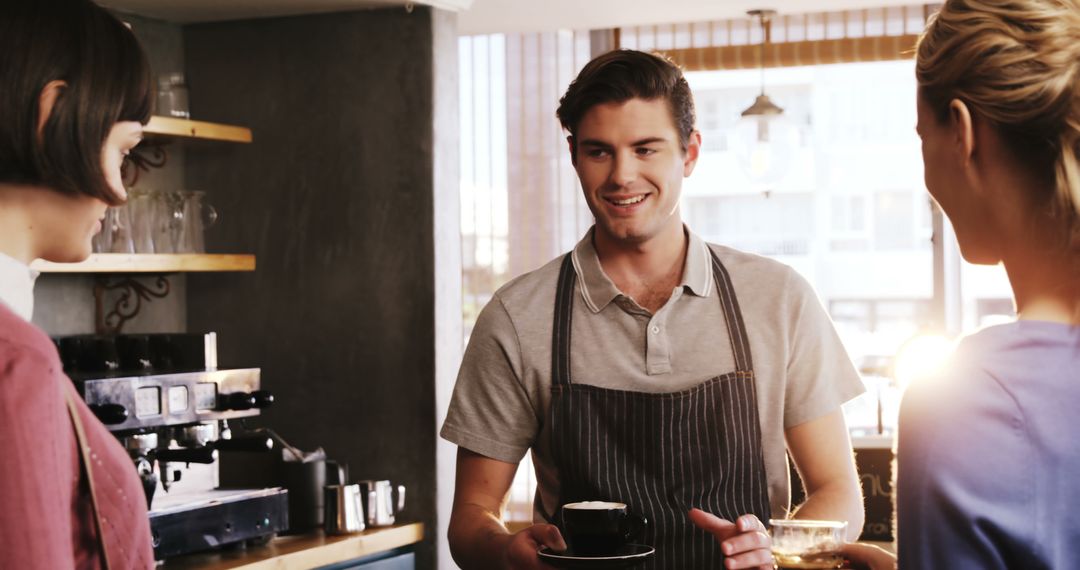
[636,147,657,156]
[586,149,610,158]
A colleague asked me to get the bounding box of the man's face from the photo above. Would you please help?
[572,97,700,247]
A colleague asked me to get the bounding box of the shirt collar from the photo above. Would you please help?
[0,252,38,322]
[570,226,713,314]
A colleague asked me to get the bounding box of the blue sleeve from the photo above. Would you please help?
[895,367,1042,570]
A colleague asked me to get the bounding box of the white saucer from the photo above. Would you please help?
[537,544,655,569]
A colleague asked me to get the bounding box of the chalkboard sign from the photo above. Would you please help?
[788,446,894,541]
[855,447,894,541]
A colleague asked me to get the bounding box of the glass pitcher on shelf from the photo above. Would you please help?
[175,190,218,254]
[149,190,184,254]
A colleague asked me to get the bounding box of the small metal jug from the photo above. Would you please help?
[358,480,406,527]
[324,484,366,534]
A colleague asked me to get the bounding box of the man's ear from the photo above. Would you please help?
[37,80,68,136]
[683,130,702,177]
[567,135,577,167]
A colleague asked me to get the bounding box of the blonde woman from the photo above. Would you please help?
[0,0,155,567]
[846,0,1080,568]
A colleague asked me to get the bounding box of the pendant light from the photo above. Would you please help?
[731,9,798,188]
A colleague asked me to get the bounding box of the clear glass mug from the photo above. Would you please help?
[175,190,218,254]
[102,203,135,254]
[127,189,157,254]
[770,519,848,569]
[92,208,115,253]
[150,190,184,254]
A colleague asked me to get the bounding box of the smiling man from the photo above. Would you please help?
[442,49,866,570]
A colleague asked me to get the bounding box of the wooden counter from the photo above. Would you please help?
[162,523,423,570]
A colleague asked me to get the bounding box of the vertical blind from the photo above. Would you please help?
[459,31,595,521]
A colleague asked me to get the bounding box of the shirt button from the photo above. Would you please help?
[651,326,660,334]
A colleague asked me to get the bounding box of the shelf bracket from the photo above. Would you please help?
[123,140,170,187]
[93,275,171,335]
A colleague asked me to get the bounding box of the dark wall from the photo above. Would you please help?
[183,7,439,567]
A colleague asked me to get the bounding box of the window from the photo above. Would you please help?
[683,60,936,369]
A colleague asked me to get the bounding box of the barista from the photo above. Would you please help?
[441,49,866,570]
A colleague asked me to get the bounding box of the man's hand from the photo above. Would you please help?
[840,543,897,570]
[503,524,566,569]
[688,509,774,570]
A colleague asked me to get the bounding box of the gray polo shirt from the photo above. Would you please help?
[441,227,865,521]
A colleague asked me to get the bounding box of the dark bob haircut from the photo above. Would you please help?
[0,0,153,206]
[556,49,696,155]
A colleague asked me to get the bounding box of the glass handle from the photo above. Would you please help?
[204,203,219,228]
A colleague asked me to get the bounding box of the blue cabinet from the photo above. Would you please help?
[317,546,415,570]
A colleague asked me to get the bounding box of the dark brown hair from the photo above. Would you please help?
[0,0,153,206]
[556,49,696,155]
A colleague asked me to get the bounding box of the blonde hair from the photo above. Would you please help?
[916,0,1080,250]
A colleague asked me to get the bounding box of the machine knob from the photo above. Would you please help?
[219,392,257,411]
[88,403,129,425]
[219,390,274,411]
[251,390,274,409]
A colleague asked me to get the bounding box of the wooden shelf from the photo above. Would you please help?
[162,523,424,570]
[144,116,253,143]
[32,254,256,274]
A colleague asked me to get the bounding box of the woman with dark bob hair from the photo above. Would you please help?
[0,0,156,568]
[846,0,1080,568]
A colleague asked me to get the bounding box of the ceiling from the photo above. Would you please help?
[103,0,910,32]
[101,0,471,23]
[458,0,912,35]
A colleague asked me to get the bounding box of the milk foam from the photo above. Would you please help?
[564,501,626,510]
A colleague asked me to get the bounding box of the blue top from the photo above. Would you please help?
[896,321,1080,570]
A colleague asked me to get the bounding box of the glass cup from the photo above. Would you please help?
[127,189,157,253]
[175,190,217,254]
[92,208,114,253]
[770,519,847,569]
[107,203,135,254]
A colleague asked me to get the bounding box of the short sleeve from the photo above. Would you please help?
[896,366,1039,570]
[440,294,539,463]
[782,270,865,427]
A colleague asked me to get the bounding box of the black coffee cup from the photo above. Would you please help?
[561,501,647,557]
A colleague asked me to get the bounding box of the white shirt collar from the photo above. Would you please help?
[0,252,38,321]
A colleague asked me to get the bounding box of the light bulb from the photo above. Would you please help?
[731,113,797,186]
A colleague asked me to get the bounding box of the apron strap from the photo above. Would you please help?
[551,254,575,387]
[709,250,754,373]
[64,386,112,570]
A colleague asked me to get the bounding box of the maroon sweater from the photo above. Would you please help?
[0,303,154,569]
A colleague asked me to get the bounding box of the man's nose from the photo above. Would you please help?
[610,153,638,187]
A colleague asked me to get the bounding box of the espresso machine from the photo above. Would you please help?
[55,332,289,560]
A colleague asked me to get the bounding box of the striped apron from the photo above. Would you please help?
[548,251,772,569]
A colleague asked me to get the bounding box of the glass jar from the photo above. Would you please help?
[156,72,190,119]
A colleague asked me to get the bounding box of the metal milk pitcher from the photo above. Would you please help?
[359,480,406,527]
[324,484,366,534]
